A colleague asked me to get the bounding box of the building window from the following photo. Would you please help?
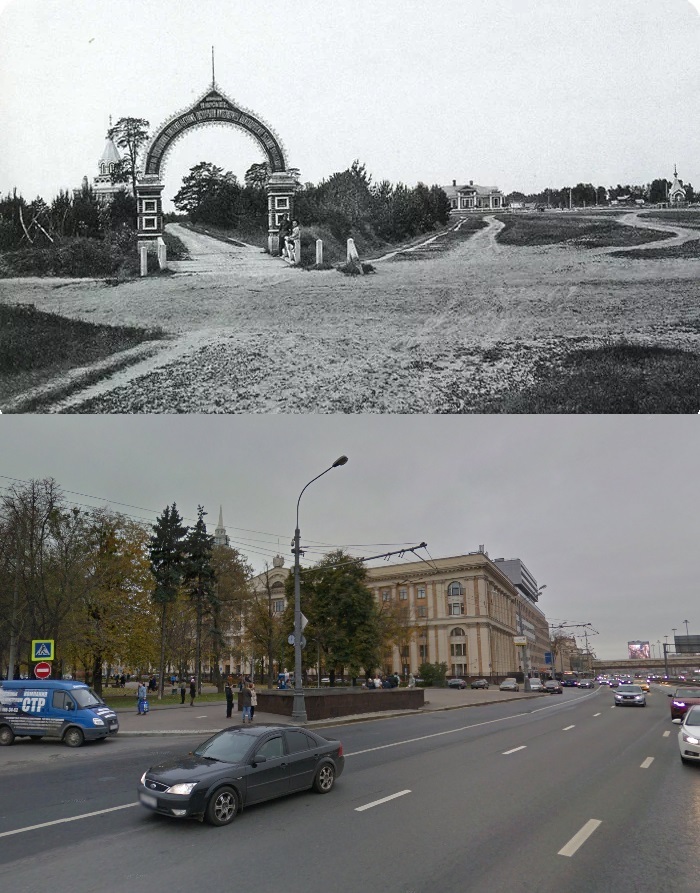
[399,588,408,600]
[143,217,157,229]
[417,606,427,618]
[400,646,409,658]
[448,603,464,615]
[452,663,466,676]
[417,587,426,599]
[144,200,157,212]
[382,590,391,602]
[447,582,464,597]
[450,627,466,637]
[450,643,466,657]
[272,599,285,613]
[419,645,427,659]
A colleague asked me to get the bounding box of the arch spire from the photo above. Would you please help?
[211,46,216,89]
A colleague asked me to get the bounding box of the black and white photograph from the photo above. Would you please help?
[1,0,699,412]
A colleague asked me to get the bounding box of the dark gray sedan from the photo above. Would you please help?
[138,725,344,826]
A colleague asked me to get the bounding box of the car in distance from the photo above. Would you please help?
[678,705,700,764]
[544,680,563,694]
[447,678,467,689]
[638,680,651,692]
[614,684,646,707]
[577,679,594,689]
[527,679,544,692]
[138,725,344,826]
[669,687,700,721]
[499,678,519,692]
[470,679,489,690]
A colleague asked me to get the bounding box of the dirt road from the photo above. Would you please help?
[1,217,699,413]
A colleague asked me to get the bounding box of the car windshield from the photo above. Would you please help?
[194,730,256,763]
[675,689,700,699]
[617,685,642,693]
[73,688,105,708]
[684,707,700,725]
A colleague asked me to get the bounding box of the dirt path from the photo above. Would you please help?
[1,219,699,412]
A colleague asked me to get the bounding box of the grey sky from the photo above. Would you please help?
[1,0,699,210]
[2,414,697,661]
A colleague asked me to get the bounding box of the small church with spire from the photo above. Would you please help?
[668,165,687,205]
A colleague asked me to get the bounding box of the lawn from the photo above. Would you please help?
[481,342,700,413]
[0,303,165,406]
[495,213,673,248]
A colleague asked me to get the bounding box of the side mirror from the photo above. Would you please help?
[672,718,682,724]
[252,754,267,766]
[667,692,673,697]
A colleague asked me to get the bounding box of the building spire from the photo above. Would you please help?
[211,45,216,88]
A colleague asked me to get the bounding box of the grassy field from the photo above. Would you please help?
[639,210,700,229]
[481,342,700,413]
[495,213,673,248]
[610,240,700,259]
[0,303,165,406]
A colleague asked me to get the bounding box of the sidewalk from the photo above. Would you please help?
[116,686,544,737]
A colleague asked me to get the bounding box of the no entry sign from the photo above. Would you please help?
[34,661,52,679]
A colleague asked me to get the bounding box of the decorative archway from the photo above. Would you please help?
[136,83,297,255]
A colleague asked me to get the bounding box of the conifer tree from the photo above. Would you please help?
[183,506,216,694]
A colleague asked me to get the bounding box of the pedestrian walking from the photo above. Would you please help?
[137,681,148,715]
[189,676,196,707]
[180,679,186,704]
[241,683,252,723]
[249,683,257,722]
[225,675,234,719]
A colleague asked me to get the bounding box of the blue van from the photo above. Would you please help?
[0,679,119,747]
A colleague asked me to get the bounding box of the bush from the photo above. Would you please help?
[418,662,448,687]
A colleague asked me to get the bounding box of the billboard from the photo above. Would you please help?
[675,636,700,654]
[628,640,650,660]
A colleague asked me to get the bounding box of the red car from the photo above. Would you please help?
[669,687,700,721]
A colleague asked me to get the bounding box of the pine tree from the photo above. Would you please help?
[149,504,189,698]
[183,506,216,694]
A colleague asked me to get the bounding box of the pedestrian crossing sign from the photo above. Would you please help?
[32,640,54,661]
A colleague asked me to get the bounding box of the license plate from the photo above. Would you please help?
[139,792,158,808]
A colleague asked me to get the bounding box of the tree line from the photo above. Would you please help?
[507,177,695,208]
[0,479,421,696]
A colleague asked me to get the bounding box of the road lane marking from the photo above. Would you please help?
[593,713,601,717]
[347,692,599,758]
[640,757,654,769]
[562,725,575,731]
[502,746,527,755]
[663,731,671,738]
[0,803,138,838]
[355,790,411,812]
[558,819,602,857]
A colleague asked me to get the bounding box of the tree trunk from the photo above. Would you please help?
[158,601,167,700]
[92,652,103,696]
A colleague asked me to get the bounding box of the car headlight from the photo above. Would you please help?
[166,782,198,795]
[140,771,148,785]
[682,733,700,745]
[673,701,686,707]
[92,717,105,726]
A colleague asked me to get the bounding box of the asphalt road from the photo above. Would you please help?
[0,686,693,893]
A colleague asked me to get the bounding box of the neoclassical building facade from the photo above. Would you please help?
[444,179,505,211]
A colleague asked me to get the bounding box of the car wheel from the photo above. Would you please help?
[681,755,692,765]
[313,762,336,794]
[63,727,84,748]
[0,725,15,746]
[205,786,239,826]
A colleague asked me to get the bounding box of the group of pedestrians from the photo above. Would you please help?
[367,672,407,689]
[224,674,257,722]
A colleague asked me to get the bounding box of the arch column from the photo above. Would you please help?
[266,172,298,255]
[136,175,165,242]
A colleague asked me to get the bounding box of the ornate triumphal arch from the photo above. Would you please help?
[136,80,297,255]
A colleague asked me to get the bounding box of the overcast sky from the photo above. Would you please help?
[1,0,699,210]
[1,414,697,661]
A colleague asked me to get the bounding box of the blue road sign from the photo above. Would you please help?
[32,640,54,661]
[544,651,553,665]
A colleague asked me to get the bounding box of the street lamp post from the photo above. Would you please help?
[291,456,348,723]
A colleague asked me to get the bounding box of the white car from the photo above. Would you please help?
[678,705,700,764]
[527,679,544,692]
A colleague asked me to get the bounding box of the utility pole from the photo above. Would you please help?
[684,620,690,637]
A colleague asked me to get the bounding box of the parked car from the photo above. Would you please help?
[669,687,700,721]
[614,684,646,707]
[677,705,700,764]
[470,679,490,690]
[138,725,344,825]
[499,678,519,692]
[447,678,467,689]
[544,680,563,694]
[527,679,544,692]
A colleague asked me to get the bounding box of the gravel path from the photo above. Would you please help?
[1,216,699,413]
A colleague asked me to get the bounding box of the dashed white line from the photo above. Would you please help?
[663,731,671,738]
[355,790,411,812]
[593,713,601,717]
[0,803,138,838]
[562,725,575,731]
[502,746,527,755]
[558,819,602,857]
[640,757,654,769]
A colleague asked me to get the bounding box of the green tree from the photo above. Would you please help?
[244,162,271,189]
[286,549,380,683]
[173,162,237,218]
[245,563,287,687]
[149,504,189,698]
[182,506,216,694]
[108,117,150,196]
[418,662,448,686]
